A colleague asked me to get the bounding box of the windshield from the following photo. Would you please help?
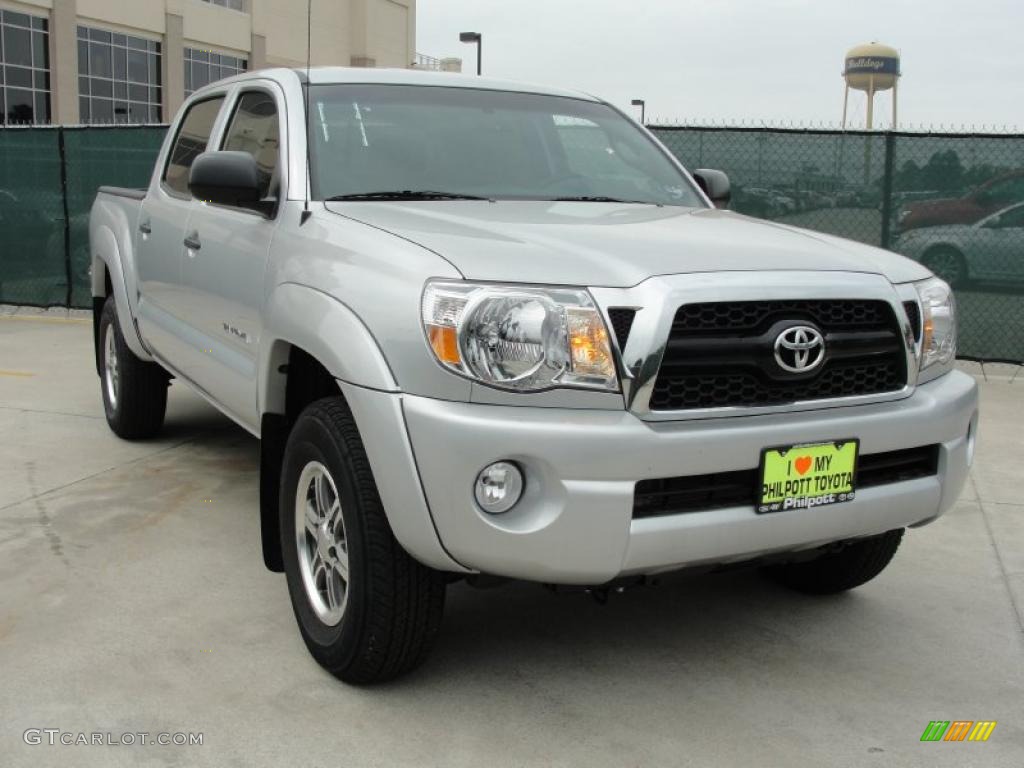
[307,84,704,207]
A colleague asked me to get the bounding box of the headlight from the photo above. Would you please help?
[915,277,957,371]
[421,281,618,392]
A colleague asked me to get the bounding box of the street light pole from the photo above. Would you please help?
[459,32,482,75]
[631,99,646,125]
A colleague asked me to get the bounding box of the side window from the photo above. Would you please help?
[222,91,280,200]
[163,97,225,196]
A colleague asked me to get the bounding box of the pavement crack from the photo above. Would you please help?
[0,435,204,516]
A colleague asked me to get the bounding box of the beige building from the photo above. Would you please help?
[0,0,418,125]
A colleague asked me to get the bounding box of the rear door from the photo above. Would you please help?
[135,96,225,363]
[178,86,284,430]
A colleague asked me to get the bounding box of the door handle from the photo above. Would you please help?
[183,233,202,251]
[139,221,152,235]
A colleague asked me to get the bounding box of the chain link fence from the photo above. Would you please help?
[653,126,1024,363]
[2,124,1023,363]
[0,125,166,308]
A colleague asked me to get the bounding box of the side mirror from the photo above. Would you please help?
[189,151,262,208]
[693,168,731,207]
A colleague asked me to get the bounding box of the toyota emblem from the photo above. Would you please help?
[774,325,826,373]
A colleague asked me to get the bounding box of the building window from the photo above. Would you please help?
[0,9,50,125]
[77,26,161,124]
[184,48,247,97]
[200,0,246,10]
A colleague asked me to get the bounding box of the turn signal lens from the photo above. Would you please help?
[427,325,461,365]
[567,307,613,376]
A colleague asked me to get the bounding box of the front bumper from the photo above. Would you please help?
[393,371,978,584]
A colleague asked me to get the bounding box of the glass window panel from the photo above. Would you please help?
[165,97,224,194]
[222,91,280,199]
[78,40,88,75]
[193,62,209,89]
[5,65,32,88]
[34,91,49,123]
[79,95,90,122]
[127,35,146,51]
[183,61,191,93]
[113,46,126,80]
[129,102,148,124]
[90,97,112,123]
[113,102,129,123]
[128,83,148,103]
[33,69,49,90]
[32,16,48,32]
[149,104,161,123]
[113,80,127,99]
[193,49,209,64]
[127,49,146,83]
[90,76,112,98]
[77,26,88,41]
[151,85,162,104]
[111,33,126,48]
[3,26,32,66]
[5,11,31,28]
[148,40,159,53]
[89,28,111,44]
[31,31,47,68]
[5,87,34,123]
[90,43,112,78]
[148,53,158,81]
[78,75,89,96]
[209,65,222,83]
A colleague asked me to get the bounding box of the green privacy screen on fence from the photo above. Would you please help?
[1,124,1022,363]
[0,125,166,308]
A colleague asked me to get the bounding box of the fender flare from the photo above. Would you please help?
[259,282,398,415]
[91,223,151,361]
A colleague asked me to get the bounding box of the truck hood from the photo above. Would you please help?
[325,201,930,287]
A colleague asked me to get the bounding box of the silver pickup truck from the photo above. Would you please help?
[90,67,978,684]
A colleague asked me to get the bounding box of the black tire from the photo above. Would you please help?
[922,246,968,288]
[764,529,904,595]
[279,397,446,684]
[99,296,168,439]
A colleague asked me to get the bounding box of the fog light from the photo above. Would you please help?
[474,461,524,514]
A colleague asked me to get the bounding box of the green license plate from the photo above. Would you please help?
[758,439,859,514]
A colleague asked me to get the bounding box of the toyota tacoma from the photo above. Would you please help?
[89,68,978,683]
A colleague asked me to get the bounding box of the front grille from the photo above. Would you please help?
[650,299,908,410]
[903,300,921,342]
[633,444,940,519]
[607,308,636,350]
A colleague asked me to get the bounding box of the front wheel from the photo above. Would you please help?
[764,529,904,594]
[99,296,168,439]
[280,398,446,684]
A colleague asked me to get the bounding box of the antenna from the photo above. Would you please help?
[300,0,313,225]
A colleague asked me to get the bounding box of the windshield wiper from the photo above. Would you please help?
[324,190,490,202]
[552,195,662,205]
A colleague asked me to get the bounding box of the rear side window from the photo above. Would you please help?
[221,91,281,200]
[164,97,225,196]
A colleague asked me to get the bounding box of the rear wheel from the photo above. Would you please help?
[922,246,968,287]
[280,397,446,684]
[764,529,904,594]
[99,296,168,439]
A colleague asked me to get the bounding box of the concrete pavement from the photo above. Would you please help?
[1,308,1022,767]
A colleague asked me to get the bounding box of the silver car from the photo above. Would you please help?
[894,202,1024,286]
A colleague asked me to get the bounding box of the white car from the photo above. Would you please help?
[894,202,1024,286]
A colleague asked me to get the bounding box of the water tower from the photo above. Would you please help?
[842,42,900,129]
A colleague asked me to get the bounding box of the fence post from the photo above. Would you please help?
[57,126,73,308]
[879,131,896,250]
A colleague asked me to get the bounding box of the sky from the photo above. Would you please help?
[415,0,1023,130]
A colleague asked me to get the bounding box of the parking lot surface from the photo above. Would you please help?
[1,308,1022,767]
